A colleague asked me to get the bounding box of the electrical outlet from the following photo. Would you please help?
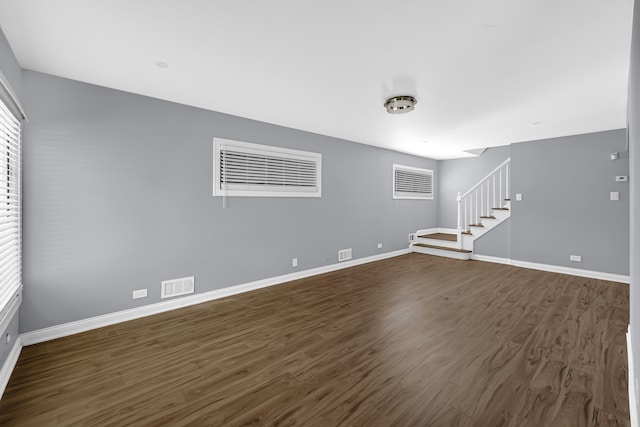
[377,243,383,249]
[570,255,582,262]
[292,257,298,267]
[133,288,147,299]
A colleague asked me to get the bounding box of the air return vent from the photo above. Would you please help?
[338,248,352,262]
[213,138,321,198]
[161,276,195,299]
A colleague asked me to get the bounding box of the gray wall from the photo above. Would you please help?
[438,130,629,275]
[0,28,21,371]
[474,219,511,259]
[510,130,629,274]
[21,70,438,333]
[628,0,639,420]
[0,29,20,100]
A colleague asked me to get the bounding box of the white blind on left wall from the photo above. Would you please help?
[0,93,21,325]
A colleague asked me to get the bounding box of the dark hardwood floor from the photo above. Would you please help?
[0,253,630,426]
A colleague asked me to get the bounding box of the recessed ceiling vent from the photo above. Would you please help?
[384,96,417,114]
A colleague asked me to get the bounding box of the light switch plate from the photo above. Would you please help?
[515,193,522,201]
[610,191,619,201]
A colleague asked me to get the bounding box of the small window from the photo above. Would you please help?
[213,138,321,197]
[393,164,433,199]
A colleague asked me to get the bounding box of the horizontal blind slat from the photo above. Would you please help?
[394,166,433,198]
[220,148,319,189]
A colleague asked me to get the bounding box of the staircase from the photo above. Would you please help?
[411,158,511,260]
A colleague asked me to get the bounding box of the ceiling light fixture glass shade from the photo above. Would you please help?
[384,96,417,114]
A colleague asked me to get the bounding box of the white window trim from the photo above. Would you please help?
[0,70,26,121]
[393,164,434,200]
[213,137,322,198]
[0,80,22,335]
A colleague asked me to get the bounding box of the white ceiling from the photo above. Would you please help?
[0,0,634,159]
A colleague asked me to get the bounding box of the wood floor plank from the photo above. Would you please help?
[0,254,630,426]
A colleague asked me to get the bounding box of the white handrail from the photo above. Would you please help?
[460,157,511,198]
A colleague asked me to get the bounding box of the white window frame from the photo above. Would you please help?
[213,137,322,198]
[0,74,23,335]
[393,164,434,200]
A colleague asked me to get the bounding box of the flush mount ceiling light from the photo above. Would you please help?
[384,96,417,114]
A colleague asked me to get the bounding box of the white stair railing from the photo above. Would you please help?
[456,158,511,246]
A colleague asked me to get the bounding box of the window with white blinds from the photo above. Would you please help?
[0,94,21,330]
[393,164,434,199]
[213,138,321,197]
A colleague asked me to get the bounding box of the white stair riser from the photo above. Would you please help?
[461,235,474,251]
[469,227,490,238]
[412,245,472,261]
[415,237,459,249]
[493,211,510,221]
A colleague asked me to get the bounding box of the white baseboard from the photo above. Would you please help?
[412,244,472,260]
[21,248,410,346]
[629,326,639,427]
[511,259,630,283]
[471,254,630,284]
[0,335,22,400]
[471,254,512,265]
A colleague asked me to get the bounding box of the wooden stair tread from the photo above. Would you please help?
[417,232,457,242]
[461,230,473,235]
[479,215,496,219]
[413,243,472,253]
[492,207,509,210]
[469,224,484,227]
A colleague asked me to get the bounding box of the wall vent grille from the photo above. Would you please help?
[161,276,195,299]
[338,248,352,262]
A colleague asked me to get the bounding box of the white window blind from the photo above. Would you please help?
[213,138,321,198]
[0,94,21,332]
[393,164,433,199]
